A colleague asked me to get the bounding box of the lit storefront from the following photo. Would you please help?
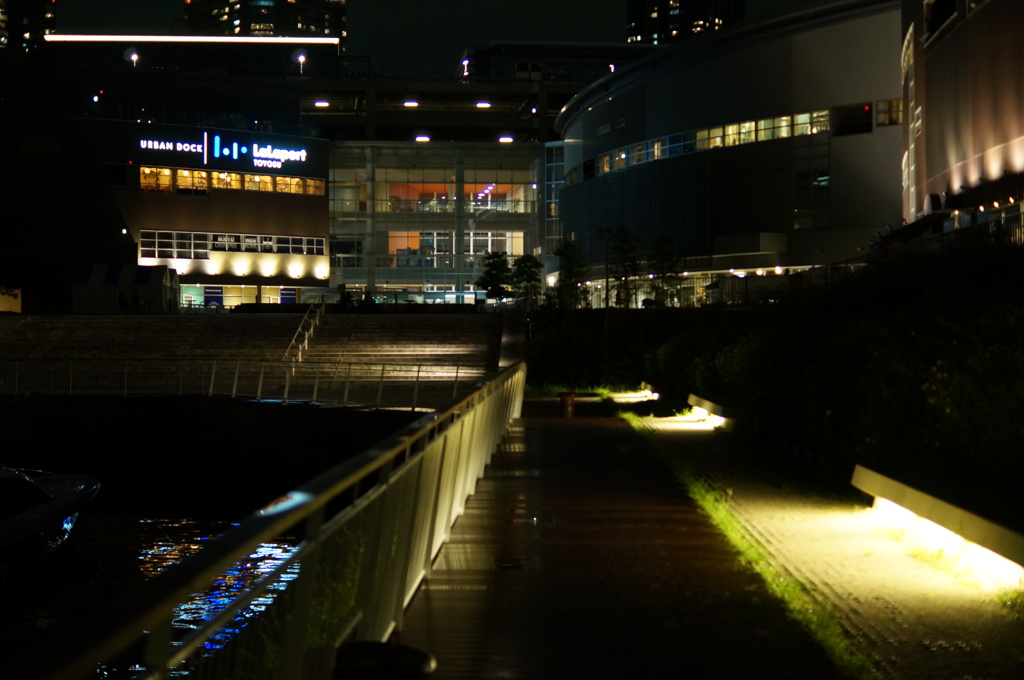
[119,125,330,308]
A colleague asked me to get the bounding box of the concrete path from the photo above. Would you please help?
[641,412,1024,680]
[398,398,842,679]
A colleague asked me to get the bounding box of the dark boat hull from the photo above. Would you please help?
[0,469,101,572]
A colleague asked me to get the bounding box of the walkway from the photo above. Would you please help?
[397,397,841,679]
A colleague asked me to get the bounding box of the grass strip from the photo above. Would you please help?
[623,413,885,680]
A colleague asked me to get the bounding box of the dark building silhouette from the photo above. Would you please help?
[0,0,57,52]
[185,0,346,50]
[626,0,744,43]
[458,41,662,83]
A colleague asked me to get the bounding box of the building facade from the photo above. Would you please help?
[185,0,346,46]
[327,141,541,304]
[556,0,904,305]
[0,0,56,52]
[2,110,329,311]
[900,0,1024,227]
[626,0,744,44]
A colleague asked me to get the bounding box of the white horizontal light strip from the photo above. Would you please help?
[45,34,340,45]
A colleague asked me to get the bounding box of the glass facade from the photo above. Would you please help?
[328,142,541,301]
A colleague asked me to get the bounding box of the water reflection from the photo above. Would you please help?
[138,519,300,653]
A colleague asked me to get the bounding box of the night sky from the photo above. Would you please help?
[57,0,627,78]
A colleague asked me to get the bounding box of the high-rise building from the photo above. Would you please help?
[0,0,57,52]
[626,0,744,44]
[185,0,346,48]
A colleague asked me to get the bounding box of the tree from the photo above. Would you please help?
[511,253,543,311]
[649,234,682,306]
[553,240,589,309]
[475,251,512,299]
[606,225,643,308]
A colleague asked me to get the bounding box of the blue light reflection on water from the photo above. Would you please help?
[136,519,301,666]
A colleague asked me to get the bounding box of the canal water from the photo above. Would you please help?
[0,395,419,660]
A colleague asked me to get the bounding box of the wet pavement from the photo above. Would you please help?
[640,409,1024,680]
[397,398,842,679]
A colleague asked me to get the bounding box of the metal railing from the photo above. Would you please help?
[0,359,489,410]
[282,302,326,363]
[11,362,526,680]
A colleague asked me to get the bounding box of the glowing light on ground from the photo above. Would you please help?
[609,389,659,404]
[868,498,1024,592]
[648,409,724,432]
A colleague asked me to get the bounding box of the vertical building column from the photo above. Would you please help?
[365,145,377,295]
[454,147,467,304]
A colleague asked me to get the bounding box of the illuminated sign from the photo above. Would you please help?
[137,131,310,171]
[140,139,204,153]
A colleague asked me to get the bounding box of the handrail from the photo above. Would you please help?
[0,358,485,409]
[6,362,526,680]
[282,301,325,363]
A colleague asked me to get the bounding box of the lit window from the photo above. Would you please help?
[724,123,740,146]
[774,116,792,138]
[877,99,903,126]
[696,129,709,151]
[794,113,811,136]
[274,176,303,194]
[245,174,273,192]
[630,143,645,164]
[140,167,173,193]
[739,120,756,144]
[176,169,208,192]
[212,172,242,190]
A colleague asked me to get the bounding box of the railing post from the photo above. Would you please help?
[376,364,386,406]
[451,365,461,400]
[283,366,290,405]
[209,361,217,397]
[411,365,421,412]
[257,365,265,401]
[232,362,240,399]
[343,364,351,405]
[312,369,320,404]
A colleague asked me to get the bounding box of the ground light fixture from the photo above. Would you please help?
[852,465,1024,591]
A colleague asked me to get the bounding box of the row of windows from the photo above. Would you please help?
[139,230,326,260]
[140,167,325,196]
[590,109,829,177]
[579,100,902,182]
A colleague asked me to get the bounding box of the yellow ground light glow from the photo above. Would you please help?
[868,498,1024,592]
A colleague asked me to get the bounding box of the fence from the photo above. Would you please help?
[10,361,526,680]
[0,359,490,410]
